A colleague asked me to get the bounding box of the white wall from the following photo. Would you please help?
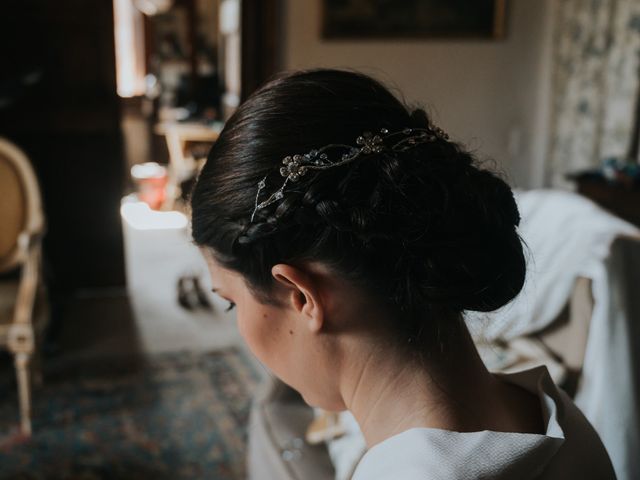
[280,0,554,188]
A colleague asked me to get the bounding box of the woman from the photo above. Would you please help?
[190,68,615,479]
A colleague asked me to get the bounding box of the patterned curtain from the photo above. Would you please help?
[546,0,640,187]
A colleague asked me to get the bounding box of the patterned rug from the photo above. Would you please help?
[0,347,261,480]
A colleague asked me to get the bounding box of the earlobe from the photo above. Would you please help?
[299,290,324,333]
[307,312,323,333]
[293,289,323,333]
[272,263,324,333]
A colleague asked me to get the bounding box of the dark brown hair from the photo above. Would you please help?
[190,68,525,356]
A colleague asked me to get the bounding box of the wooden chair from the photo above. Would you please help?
[0,138,48,436]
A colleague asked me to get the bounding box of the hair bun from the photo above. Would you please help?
[409,108,430,129]
[443,169,525,312]
[456,228,526,312]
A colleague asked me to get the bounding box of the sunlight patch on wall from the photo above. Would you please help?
[113,0,146,97]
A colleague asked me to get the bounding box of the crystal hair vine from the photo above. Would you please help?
[249,124,450,223]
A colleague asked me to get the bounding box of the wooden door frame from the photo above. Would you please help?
[240,0,282,101]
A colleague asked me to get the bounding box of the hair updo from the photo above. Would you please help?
[190,68,525,355]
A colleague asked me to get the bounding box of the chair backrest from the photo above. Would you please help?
[0,138,44,273]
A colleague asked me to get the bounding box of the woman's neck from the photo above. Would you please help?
[339,321,505,448]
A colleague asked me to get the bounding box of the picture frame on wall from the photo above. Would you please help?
[321,0,507,40]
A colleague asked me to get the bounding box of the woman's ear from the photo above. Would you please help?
[271,263,324,333]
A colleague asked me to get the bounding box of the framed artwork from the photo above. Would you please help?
[321,0,507,39]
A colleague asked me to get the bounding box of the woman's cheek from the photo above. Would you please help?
[240,310,298,386]
[238,310,275,367]
[237,311,260,354]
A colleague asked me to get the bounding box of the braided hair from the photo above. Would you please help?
[190,68,525,357]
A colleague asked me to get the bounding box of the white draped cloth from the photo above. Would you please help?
[466,188,640,480]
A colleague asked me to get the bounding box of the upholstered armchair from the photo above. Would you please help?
[0,138,48,435]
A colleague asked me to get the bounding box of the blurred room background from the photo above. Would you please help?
[1,1,639,479]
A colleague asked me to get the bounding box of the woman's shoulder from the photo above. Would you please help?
[352,365,616,480]
[495,365,616,479]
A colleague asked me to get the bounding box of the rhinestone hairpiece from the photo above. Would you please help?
[249,125,449,223]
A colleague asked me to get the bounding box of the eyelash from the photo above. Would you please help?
[225,301,236,312]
